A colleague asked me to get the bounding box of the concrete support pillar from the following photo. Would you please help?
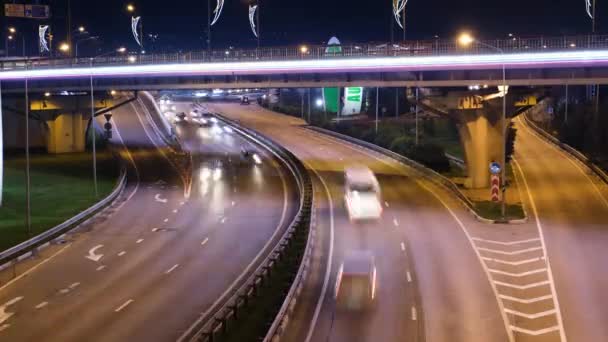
[457,107,506,189]
[45,113,86,154]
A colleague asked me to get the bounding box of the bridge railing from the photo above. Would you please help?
[2,34,608,72]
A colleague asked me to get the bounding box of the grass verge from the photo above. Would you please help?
[0,150,119,252]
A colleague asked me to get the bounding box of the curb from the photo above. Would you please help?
[306,126,528,225]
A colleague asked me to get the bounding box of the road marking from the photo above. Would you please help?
[494,280,550,290]
[406,271,412,283]
[393,218,399,227]
[220,217,227,224]
[499,294,553,304]
[400,242,406,252]
[114,299,134,312]
[180,201,185,206]
[59,288,70,294]
[173,209,178,214]
[384,201,390,208]
[154,194,168,204]
[0,243,71,292]
[511,325,560,336]
[165,264,180,274]
[96,265,106,271]
[118,251,126,257]
[201,238,209,246]
[152,228,159,232]
[482,256,544,266]
[69,282,80,289]
[472,237,541,246]
[35,302,48,309]
[136,239,144,244]
[0,324,9,332]
[85,244,104,262]
[231,201,236,207]
[488,268,547,277]
[504,308,556,319]
[163,218,169,223]
[411,306,417,321]
[477,246,542,255]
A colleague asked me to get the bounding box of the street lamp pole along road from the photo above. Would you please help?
[458,33,508,218]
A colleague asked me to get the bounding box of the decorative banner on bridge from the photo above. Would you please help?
[39,25,50,53]
[585,0,593,18]
[342,87,363,116]
[248,5,258,38]
[392,0,408,29]
[131,16,142,47]
[211,0,225,26]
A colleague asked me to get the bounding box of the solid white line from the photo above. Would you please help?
[494,280,550,290]
[511,325,560,336]
[393,218,399,227]
[504,308,556,319]
[488,268,547,277]
[69,282,80,289]
[96,265,106,271]
[472,237,541,246]
[136,239,144,244]
[400,242,406,252]
[173,209,178,213]
[513,158,568,342]
[114,299,134,312]
[163,218,169,223]
[499,294,553,304]
[201,238,209,246]
[477,246,543,255]
[118,251,126,257]
[406,271,412,283]
[0,243,71,292]
[35,301,48,309]
[304,169,335,342]
[411,306,417,321]
[165,264,179,274]
[482,256,544,266]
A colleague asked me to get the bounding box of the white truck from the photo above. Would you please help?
[344,166,382,222]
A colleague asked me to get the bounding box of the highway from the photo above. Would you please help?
[513,116,608,342]
[209,102,514,342]
[0,99,298,341]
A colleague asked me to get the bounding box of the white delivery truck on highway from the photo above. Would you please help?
[344,166,383,222]
[335,251,378,310]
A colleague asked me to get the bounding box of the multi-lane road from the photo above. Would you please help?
[0,98,298,341]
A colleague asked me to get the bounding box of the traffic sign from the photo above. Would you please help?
[458,95,484,110]
[514,95,537,107]
[491,175,500,202]
[489,161,501,175]
[103,113,113,122]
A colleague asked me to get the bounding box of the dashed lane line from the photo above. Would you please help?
[393,218,399,227]
[35,302,48,309]
[411,306,417,321]
[165,264,180,274]
[96,265,106,271]
[114,299,134,312]
[118,251,126,257]
[406,271,412,283]
[201,238,209,246]
[69,282,80,289]
[400,242,406,252]
[136,239,144,244]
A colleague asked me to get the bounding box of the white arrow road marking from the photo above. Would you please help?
[0,297,23,325]
[499,294,553,304]
[510,325,560,336]
[85,245,104,262]
[154,194,168,204]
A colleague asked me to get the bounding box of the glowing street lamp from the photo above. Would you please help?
[126,4,135,12]
[8,27,16,34]
[59,42,71,53]
[300,45,309,54]
[78,26,86,33]
[457,32,474,47]
[117,47,127,53]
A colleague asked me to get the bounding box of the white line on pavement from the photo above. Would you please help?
[499,294,553,304]
[114,299,134,312]
[400,242,406,252]
[494,280,550,290]
[472,237,541,246]
[0,324,9,332]
[180,201,185,206]
[118,251,126,257]
[136,239,144,244]
[504,308,556,319]
[69,282,80,289]
[201,238,209,246]
[96,265,106,271]
[488,268,547,277]
[35,302,48,309]
[510,325,560,336]
[406,271,412,283]
[384,201,390,208]
[173,209,178,214]
[165,264,179,274]
[163,218,169,223]
[152,228,159,232]
[221,217,227,224]
[231,201,236,207]
[482,256,544,266]
[411,306,417,321]
[477,247,543,255]
[393,218,399,227]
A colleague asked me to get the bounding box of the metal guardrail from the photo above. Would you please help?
[2,35,608,72]
[522,112,608,185]
[0,164,127,268]
[179,114,313,342]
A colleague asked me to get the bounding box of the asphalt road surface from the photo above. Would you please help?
[0,99,298,341]
[209,102,516,342]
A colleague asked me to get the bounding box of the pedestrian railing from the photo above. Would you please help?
[2,34,608,72]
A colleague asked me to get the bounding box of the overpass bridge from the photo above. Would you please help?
[0,35,607,91]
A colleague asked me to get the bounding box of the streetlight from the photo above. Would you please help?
[78,26,85,33]
[5,27,25,57]
[300,45,309,54]
[8,27,16,34]
[75,36,99,58]
[458,32,508,218]
[126,4,135,12]
[59,42,71,53]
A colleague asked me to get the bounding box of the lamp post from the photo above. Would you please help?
[5,27,25,57]
[88,47,127,197]
[75,36,99,58]
[458,33,508,218]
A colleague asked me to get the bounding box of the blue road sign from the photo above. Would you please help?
[490,161,501,175]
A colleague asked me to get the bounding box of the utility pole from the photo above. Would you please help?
[256,0,260,48]
[67,0,72,57]
[402,6,406,41]
[375,87,379,134]
[25,78,31,238]
[90,61,98,197]
[207,0,211,54]
[0,81,3,207]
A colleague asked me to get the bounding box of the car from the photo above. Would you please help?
[335,251,377,311]
[240,96,250,105]
[343,167,382,222]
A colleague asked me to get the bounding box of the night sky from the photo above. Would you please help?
[3,0,607,54]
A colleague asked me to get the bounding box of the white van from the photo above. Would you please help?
[335,251,377,310]
[344,167,382,221]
